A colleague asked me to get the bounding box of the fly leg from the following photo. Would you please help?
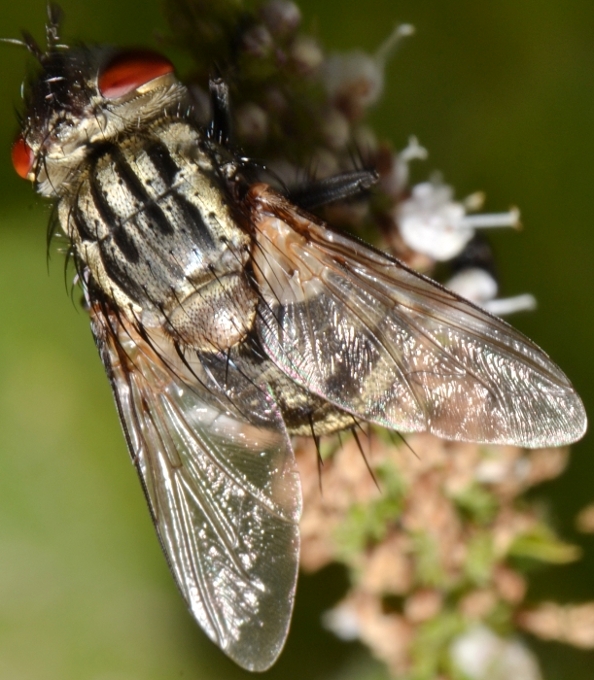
[288,169,379,210]
[208,76,232,146]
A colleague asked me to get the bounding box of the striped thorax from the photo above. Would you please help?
[62,119,256,350]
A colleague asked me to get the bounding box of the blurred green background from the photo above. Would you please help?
[0,1,593,678]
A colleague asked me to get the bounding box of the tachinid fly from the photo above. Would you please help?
[8,9,587,672]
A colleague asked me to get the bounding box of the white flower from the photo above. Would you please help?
[383,136,428,197]
[451,625,542,680]
[397,178,520,261]
[446,268,537,316]
[322,24,415,116]
[321,601,361,641]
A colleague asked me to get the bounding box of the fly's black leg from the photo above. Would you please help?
[288,169,379,211]
[208,76,232,146]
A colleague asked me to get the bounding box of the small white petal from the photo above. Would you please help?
[461,206,521,230]
[321,602,361,641]
[483,294,537,316]
[451,625,543,680]
[447,268,499,304]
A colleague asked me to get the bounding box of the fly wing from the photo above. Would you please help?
[247,184,586,448]
[90,300,301,672]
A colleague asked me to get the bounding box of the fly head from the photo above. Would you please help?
[13,40,187,197]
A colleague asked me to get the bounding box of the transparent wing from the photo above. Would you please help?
[248,184,586,448]
[90,302,301,672]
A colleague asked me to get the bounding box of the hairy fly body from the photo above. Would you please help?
[9,16,587,673]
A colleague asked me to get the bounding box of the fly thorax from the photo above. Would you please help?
[59,118,257,348]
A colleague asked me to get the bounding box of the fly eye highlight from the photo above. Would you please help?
[11,136,34,179]
[98,49,175,99]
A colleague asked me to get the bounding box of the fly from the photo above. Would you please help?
[8,8,587,672]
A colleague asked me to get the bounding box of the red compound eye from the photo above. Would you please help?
[11,136,34,179]
[98,49,175,99]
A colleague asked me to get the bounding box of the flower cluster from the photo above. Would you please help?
[165,1,592,677]
[296,432,580,679]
